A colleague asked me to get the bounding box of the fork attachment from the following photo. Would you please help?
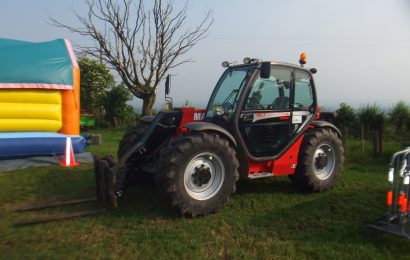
[13,155,126,227]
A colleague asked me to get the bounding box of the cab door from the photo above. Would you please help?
[291,69,316,135]
[237,66,316,159]
[238,66,293,158]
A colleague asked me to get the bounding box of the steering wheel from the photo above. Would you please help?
[223,102,233,111]
[294,102,304,109]
[246,101,265,110]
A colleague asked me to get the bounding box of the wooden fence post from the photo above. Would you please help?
[378,125,384,156]
[344,126,349,156]
[361,124,365,156]
[373,133,379,158]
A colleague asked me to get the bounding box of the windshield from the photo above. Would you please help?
[206,66,255,120]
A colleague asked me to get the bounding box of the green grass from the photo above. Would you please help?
[1,129,410,259]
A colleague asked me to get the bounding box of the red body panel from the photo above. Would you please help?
[175,107,206,136]
[315,106,321,120]
[174,107,307,178]
[272,135,304,175]
[247,135,304,177]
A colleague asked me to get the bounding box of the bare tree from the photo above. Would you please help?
[51,0,212,115]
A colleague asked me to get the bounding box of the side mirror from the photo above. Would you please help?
[260,62,270,78]
[165,74,171,96]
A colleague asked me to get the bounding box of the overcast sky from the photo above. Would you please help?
[1,0,410,110]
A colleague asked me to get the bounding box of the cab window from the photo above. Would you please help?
[294,70,314,109]
[245,67,291,110]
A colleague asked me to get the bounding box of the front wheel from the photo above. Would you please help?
[289,128,344,192]
[156,132,239,217]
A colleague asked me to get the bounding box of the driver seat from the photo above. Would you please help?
[272,96,289,109]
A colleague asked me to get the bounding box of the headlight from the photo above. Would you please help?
[162,101,173,110]
[222,61,230,67]
[214,105,225,116]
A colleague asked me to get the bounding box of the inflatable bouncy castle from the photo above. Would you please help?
[0,38,86,160]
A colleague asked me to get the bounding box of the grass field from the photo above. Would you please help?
[1,128,410,259]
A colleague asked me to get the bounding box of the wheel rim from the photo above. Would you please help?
[184,152,225,201]
[312,144,335,180]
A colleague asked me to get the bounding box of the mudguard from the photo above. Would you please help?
[184,121,237,146]
[311,120,342,138]
[141,116,155,123]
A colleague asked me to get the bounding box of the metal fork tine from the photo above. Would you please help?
[14,208,105,227]
[15,197,97,212]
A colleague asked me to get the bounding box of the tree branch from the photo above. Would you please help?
[50,0,213,114]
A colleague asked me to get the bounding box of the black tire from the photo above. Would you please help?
[118,122,153,184]
[289,128,344,192]
[156,132,239,217]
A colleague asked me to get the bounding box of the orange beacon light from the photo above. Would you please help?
[299,52,307,66]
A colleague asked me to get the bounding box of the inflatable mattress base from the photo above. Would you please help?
[0,152,93,172]
[0,132,86,160]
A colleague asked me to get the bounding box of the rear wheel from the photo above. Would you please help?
[118,122,153,184]
[156,132,239,217]
[289,128,344,192]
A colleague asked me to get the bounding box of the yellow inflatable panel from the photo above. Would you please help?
[0,119,62,132]
[0,90,63,132]
[0,89,61,104]
[0,103,61,120]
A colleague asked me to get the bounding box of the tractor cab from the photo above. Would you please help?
[205,57,318,159]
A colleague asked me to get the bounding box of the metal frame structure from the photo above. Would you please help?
[369,147,410,239]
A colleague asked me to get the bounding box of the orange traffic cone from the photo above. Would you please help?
[60,137,79,167]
